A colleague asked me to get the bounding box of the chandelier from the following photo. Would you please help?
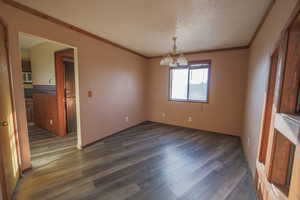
[160,36,188,67]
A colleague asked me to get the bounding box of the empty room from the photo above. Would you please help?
[0,0,300,200]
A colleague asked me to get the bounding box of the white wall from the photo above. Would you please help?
[29,41,67,85]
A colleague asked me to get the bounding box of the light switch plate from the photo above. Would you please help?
[88,90,92,98]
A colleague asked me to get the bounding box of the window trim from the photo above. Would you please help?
[168,60,211,103]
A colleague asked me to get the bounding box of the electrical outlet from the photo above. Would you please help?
[88,90,93,98]
[247,137,250,146]
[188,116,192,122]
[125,116,129,122]
[162,112,166,118]
[49,120,53,125]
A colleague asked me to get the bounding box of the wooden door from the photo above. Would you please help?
[0,21,20,200]
[64,60,77,133]
[55,49,74,137]
[259,50,278,164]
[256,11,300,200]
[0,184,3,200]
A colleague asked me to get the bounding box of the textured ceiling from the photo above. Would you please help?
[15,0,273,57]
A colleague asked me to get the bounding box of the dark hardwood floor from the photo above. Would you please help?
[16,122,257,200]
[28,125,77,168]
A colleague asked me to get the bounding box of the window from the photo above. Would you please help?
[169,60,211,102]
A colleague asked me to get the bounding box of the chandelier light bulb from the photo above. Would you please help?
[160,37,188,67]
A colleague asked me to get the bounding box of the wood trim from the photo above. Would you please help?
[0,145,8,200]
[0,17,21,200]
[247,0,300,49]
[256,162,289,200]
[3,0,148,59]
[179,46,249,57]
[269,130,292,186]
[259,49,278,164]
[0,18,9,200]
[151,120,241,137]
[3,0,251,59]
[271,0,300,55]
[249,0,276,46]
[273,32,289,110]
[288,146,300,200]
[83,120,240,148]
[0,18,22,174]
[189,59,212,65]
[4,0,297,59]
[265,31,288,182]
[150,46,249,59]
[266,15,300,195]
[278,18,300,114]
[55,48,74,137]
[256,11,300,200]
[82,121,147,148]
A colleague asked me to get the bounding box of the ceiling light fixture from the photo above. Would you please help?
[160,36,188,67]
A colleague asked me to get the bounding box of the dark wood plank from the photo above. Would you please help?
[15,122,256,200]
[55,49,74,137]
[27,125,77,168]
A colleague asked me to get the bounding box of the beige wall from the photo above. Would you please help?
[3,0,295,177]
[242,0,298,175]
[0,1,147,170]
[147,49,249,136]
[29,41,67,85]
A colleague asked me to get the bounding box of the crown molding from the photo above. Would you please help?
[249,0,276,46]
[3,0,149,59]
[149,45,249,59]
[4,0,277,59]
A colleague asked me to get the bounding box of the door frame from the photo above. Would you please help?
[0,151,8,200]
[258,49,279,164]
[55,48,74,137]
[17,32,82,172]
[0,17,21,200]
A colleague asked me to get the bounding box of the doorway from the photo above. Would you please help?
[19,33,80,168]
[0,20,20,200]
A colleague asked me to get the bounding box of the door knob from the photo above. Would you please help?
[0,121,8,127]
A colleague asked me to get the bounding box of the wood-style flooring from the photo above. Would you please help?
[28,125,77,168]
[16,122,257,200]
